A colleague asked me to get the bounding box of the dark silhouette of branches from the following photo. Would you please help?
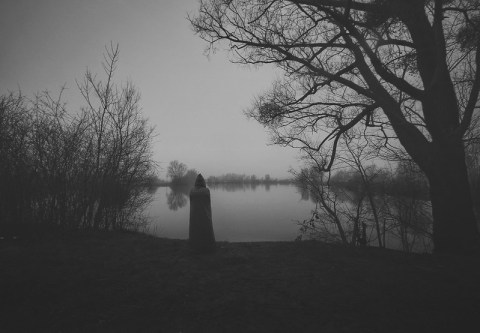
[191,0,480,254]
[0,45,156,232]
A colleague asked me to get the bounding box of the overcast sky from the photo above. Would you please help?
[1,0,300,179]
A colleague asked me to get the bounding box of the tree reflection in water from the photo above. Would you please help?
[295,181,433,253]
[166,185,189,211]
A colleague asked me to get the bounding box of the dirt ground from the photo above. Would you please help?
[1,230,480,332]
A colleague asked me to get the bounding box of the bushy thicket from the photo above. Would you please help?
[466,138,480,220]
[294,163,433,252]
[0,46,156,231]
[295,154,480,252]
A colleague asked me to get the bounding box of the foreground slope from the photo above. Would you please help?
[1,231,479,332]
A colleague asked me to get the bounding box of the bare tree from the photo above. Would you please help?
[191,0,480,254]
[167,160,188,184]
[294,130,387,248]
[337,132,385,247]
[77,43,156,230]
[0,44,156,233]
[295,167,349,244]
[295,137,434,251]
[381,159,433,252]
[465,117,480,221]
[0,93,33,227]
[30,88,90,227]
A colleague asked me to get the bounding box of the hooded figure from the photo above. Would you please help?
[189,174,215,252]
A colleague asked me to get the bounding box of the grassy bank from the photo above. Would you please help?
[1,230,479,332]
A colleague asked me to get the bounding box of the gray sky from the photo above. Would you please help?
[1,0,300,179]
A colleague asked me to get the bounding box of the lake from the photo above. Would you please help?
[145,183,313,242]
[145,183,433,252]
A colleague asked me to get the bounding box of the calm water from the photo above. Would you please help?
[145,183,433,252]
[145,183,313,242]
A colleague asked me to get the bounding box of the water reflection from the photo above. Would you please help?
[294,182,433,253]
[148,183,306,242]
[208,182,272,192]
[166,185,189,211]
[166,183,275,210]
[296,184,311,201]
[149,183,433,253]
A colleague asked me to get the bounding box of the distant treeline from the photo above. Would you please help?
[157,154,480,205]
[206,173,293,185]
[159,160,294,186]
[301,153,480,202]
[328,160,430,199]
[158,160,293,187]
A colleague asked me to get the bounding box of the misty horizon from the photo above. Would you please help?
[1,0,300,179]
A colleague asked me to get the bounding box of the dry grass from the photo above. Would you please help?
[1,230,479,332]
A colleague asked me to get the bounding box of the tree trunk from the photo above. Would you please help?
[427,141,480,254]
[365,189,383,248]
